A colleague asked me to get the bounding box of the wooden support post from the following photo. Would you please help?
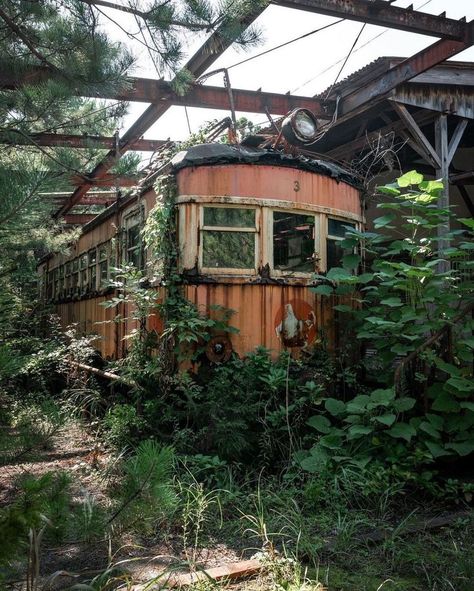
[392,103,440,168]
[435,114,450,271]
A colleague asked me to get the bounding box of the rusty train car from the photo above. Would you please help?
[38,142,363,362]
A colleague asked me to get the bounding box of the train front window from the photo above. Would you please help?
[273,212,315,273]
[327,218,356,270]
[201,206,256,270]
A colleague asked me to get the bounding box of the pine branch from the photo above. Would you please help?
[78,0,214,30]
[0,7,62,75]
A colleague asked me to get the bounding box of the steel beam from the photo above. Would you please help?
[1,132,168,151]
[70,174,138,187]
[272,0,470,40]
[1,70,325,116]
[54,2,268,218]
[340,37,472,116]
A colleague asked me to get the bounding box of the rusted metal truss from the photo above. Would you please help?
[70,174,138,187]
[53,2,267,218]
[271,0,471,40]
[2,0,473,221]
[339,38,472,116]
[1,132,167,151]
[45,191,117,206]
[1,70,326,116]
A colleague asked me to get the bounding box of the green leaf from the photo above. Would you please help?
[377,183,401,196]
[388,423,416,442]
[313,285,333,296]
[419,179,444,193]
[306,415,332,434]
[446,376,474,394]
[426,413,444,430]
[373,214,396,228]
[348,425,373,439]
[346,395,370,414]
[446,441,474,457]
[299,447,329,473]
[397,170,423,187]
[393,397,416,412]
[425,441,451,458]
[419,421,440,439]
[325,398,346,416]
[319,434,343,450]
[431,392,460,413]
[380,297,403,307]
[370,388,395,406]
[374,414,396,427]
[460,402,474,412]
[435,359,461,377]
[326,267,352,281]
[342,254,361,270]
[357,273,373,284]
[459,218,474,230]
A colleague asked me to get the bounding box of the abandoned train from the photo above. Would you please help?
[38,142,363,362]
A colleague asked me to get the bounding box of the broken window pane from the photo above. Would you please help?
[202,231,255,269]
[327,218,356,270]
[126,224,144,269]
[203,207,255,228]
[273,212,315,272]
[328,218,355,238]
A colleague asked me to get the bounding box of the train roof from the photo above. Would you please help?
[171,143,360,188]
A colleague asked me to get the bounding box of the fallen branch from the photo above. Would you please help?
[69,360,135,386]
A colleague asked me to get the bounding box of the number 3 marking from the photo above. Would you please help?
[294,180,300,192]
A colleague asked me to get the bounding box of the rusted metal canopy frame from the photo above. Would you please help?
[271,0,470,40]
[55,1,474,218]
[53,3,269,218]
[339,37,473,116]
[1,132,167,151]
[1,70,326,115]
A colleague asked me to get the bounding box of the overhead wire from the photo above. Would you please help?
[200,18,345,79]
[292,0,435,94]
[324,23,366,100]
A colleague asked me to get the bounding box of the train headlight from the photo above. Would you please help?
[281,108,318,146]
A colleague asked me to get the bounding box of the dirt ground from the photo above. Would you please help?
[1,422,248,590]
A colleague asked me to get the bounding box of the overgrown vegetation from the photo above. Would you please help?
[1,111,473,591]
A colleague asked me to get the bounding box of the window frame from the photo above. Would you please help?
[123,209,145,270]
[88,248,97,292]
[325,216,358,272]
[199,204,259,275]
[269,208,321,278]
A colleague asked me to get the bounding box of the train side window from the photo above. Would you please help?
[47,269,53,300]
[99,244,109,287]
[326,218,356,270]
[272,211,316,273]
[80,253,88,293]
[124,213,144,269]
[72,258,80,295]
[201,206,257,270]
[65,262,71,296]
[89,249,97,291]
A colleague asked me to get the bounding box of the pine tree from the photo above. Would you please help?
[0,0,265,330]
